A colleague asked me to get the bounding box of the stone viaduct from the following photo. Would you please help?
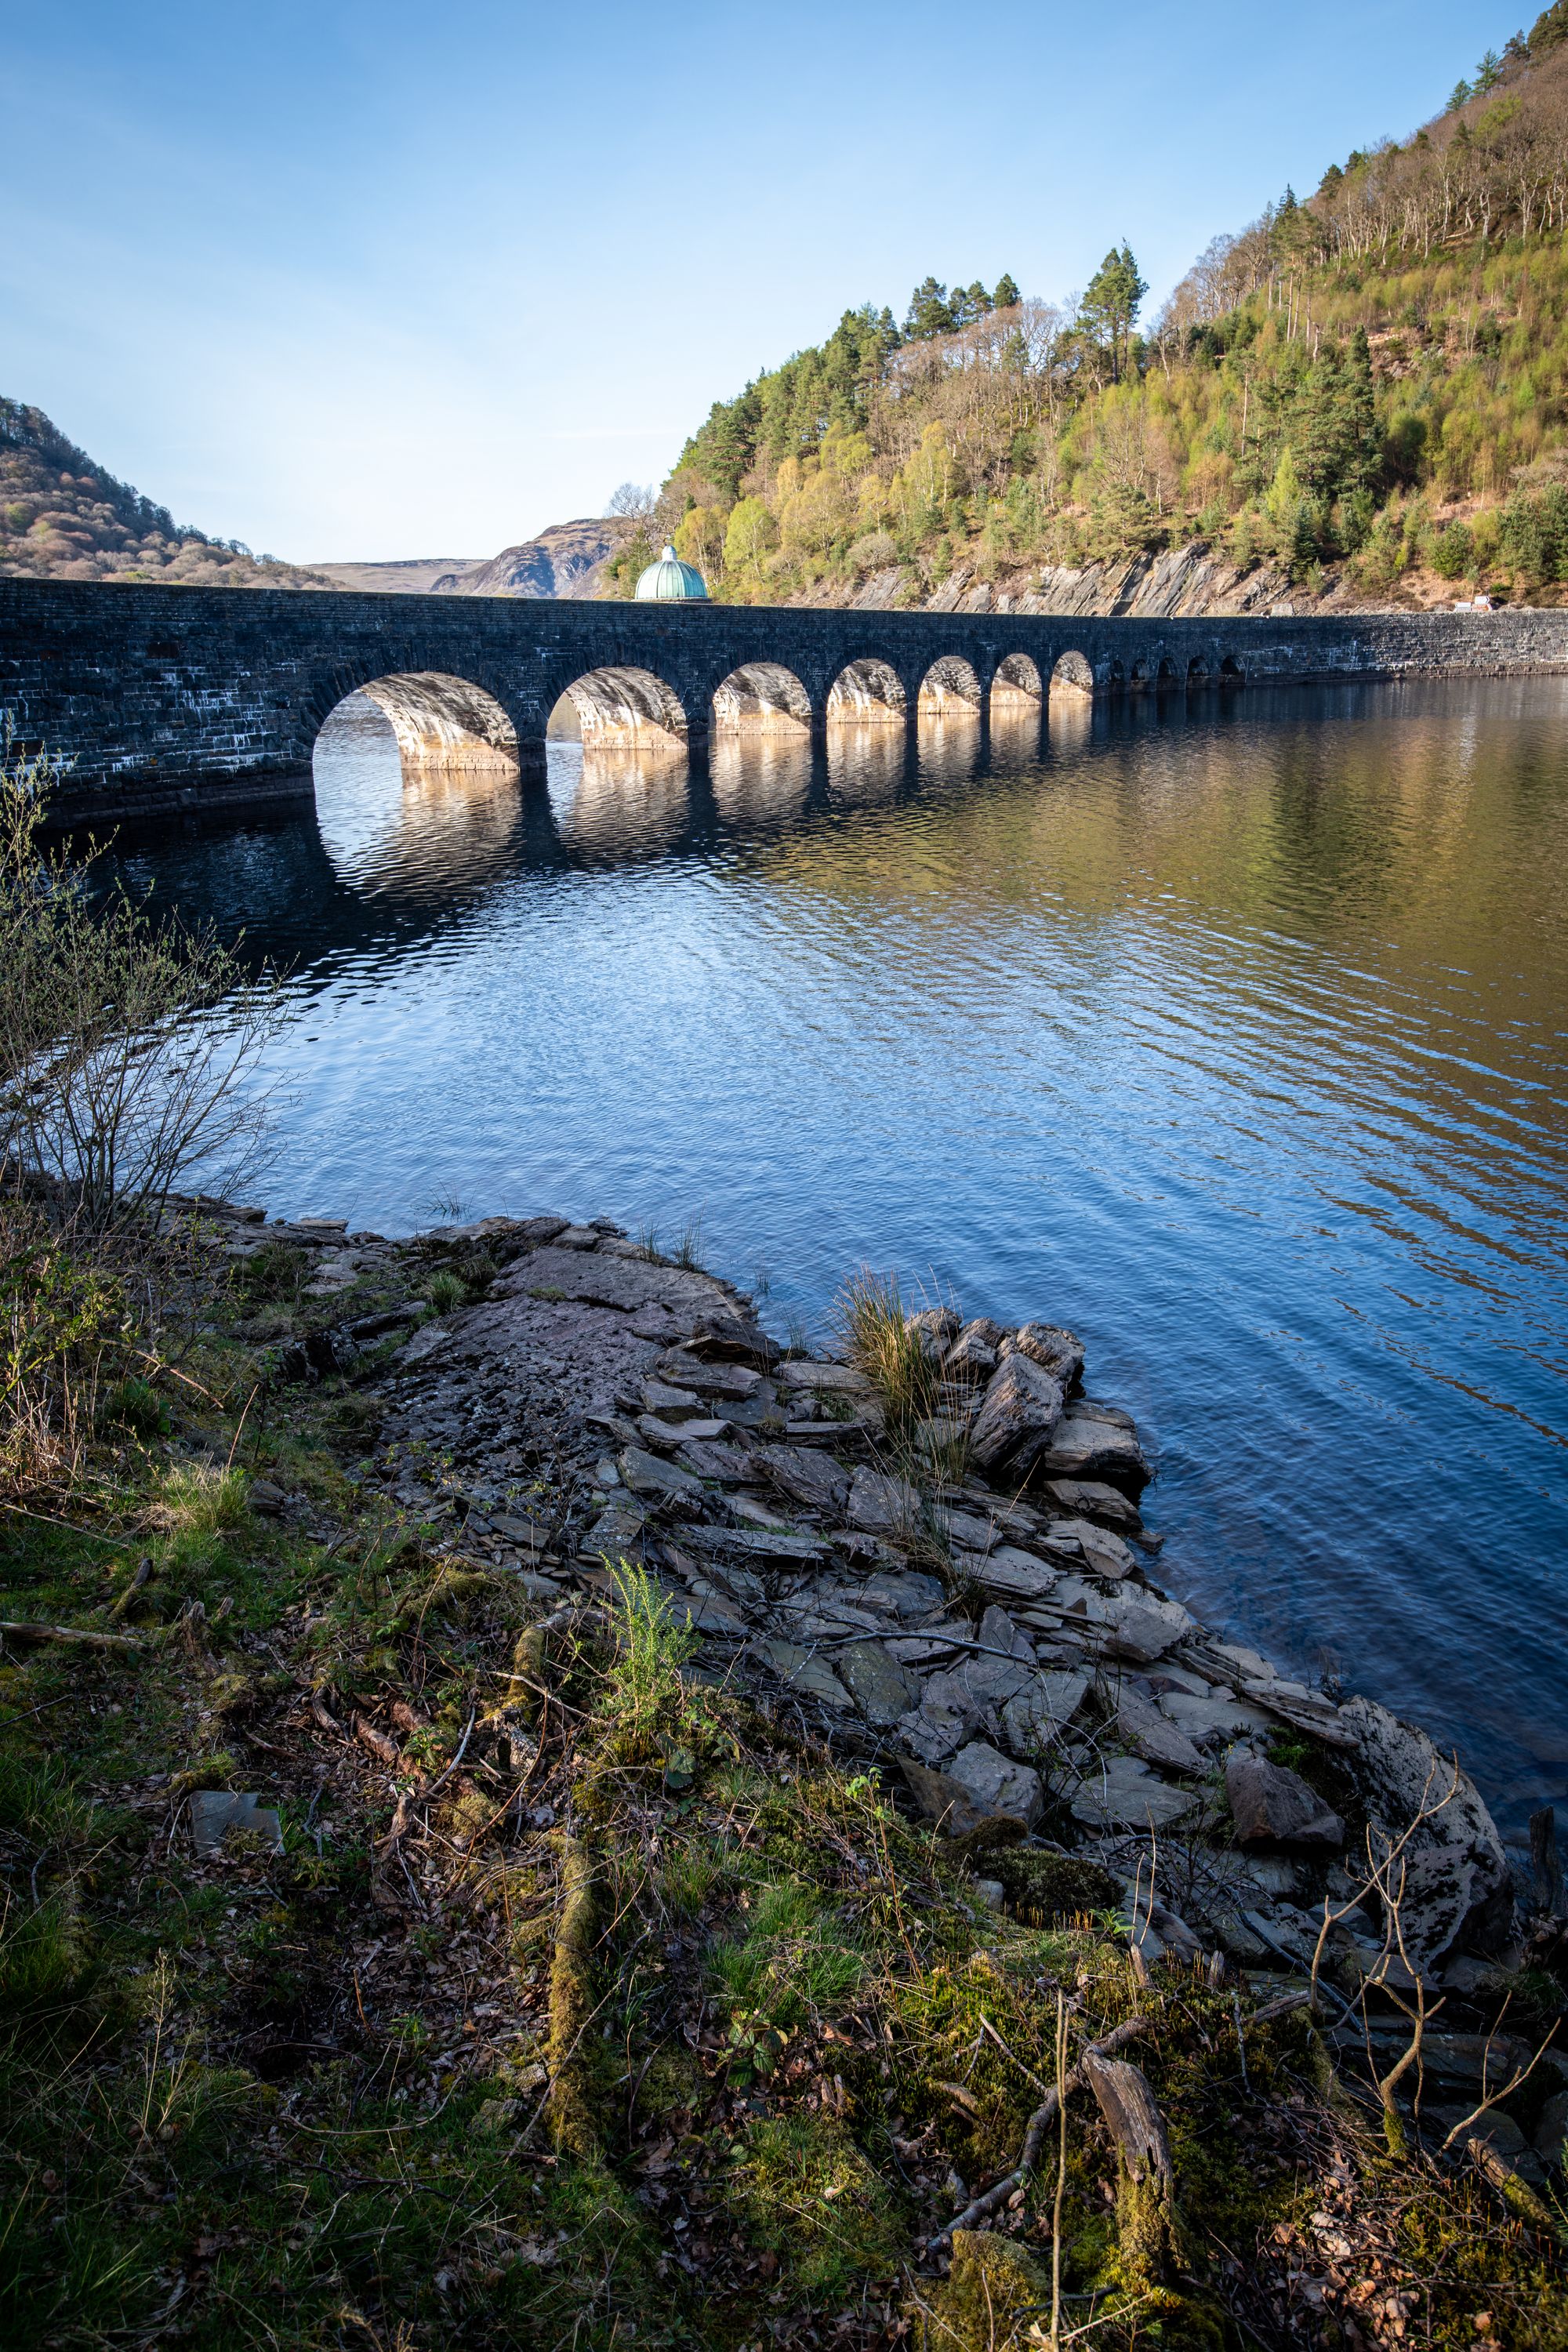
[5,576,1568,822]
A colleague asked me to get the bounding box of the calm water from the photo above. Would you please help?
[118,683,1568,1837]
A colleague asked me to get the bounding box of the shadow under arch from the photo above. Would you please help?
[1048,648,1095,702]
[711,661,812,735]
[991,652,1044,711]
[826,656,908,724]
[316,673,520,773]
[549,665,690,748]
[918,654,983,716]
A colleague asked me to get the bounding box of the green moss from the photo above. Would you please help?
[724,2115,903,2299]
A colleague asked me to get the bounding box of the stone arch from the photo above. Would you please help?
[711,661,812,735]
[1130,659,1152,693]
[990,652,1044,711]
[1048,649,1095,700]
[315,673,519,771]
[549,665,689,748]
[1108,659,1127,693]
[1187,656,1210,687]
[1219,655,1243,686]
[1157,658,1177,688]
[826,657,908,723]
[918,655,983,714]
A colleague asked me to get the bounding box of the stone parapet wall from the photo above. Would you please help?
[4,577,1568,822]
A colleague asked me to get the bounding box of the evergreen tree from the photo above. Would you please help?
[904,278,956,339]
[993,272,1021,310]
[1079,245,1148,383]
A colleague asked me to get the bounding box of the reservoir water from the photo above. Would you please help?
[116,680,1568,1838]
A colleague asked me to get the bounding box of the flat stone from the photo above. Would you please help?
[1116,1686,1207,1773]
[847,1467,920,1536]
[858,1569,946,1621]
[641,1380,705,1421]
[681,1524,830,1561]
[1237,1676,1358,1751]
[1157,1690,1274,1744]
[967,1543,1062,1605]
[1004,1322,1085,1388]
[968,1355,1064,1474]
[931,1504,999,1553]
[657,1352,761,1399]
[947,1740,1044,1829]
[581,1504,648,1557]
[1226,1754,1345,1848]
[777,1359,873,1396]
[1071,1590,1192,1662]
[190,1790,285,1857]
[837,1640,919,1726]
[1039,1477,1141,1531]
[1000,1669,1090,1756]
[555,1225,601,1249]
[637,1413,731,1451]
[760,1639,853,1711]
[617,1446,702,1501]
[1071,1755,1198,1831]
[1051,1517,1138,1580]
[760,1444,851,1516]
[686,1312,780,1368]
[676,1439,756,1483]
[1029,1404,1150,1490]
[897,1699,970,1764]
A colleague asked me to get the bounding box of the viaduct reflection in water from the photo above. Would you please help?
[112,677,1568,1838]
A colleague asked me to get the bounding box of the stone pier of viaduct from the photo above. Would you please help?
[5,576,1568,822]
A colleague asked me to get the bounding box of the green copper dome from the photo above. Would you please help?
[634,543,709,602]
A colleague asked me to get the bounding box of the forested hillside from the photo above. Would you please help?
[630,8,1568,612]
[0,401,332,590]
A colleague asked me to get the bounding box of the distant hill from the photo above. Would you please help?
[0,400,334,589]
[307,557,481,594]
[426,519,624,599]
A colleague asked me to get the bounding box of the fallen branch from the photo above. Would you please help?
[929,2012,1151,2246]
[0,1617,143,1652]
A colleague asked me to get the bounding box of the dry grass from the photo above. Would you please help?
[834,1266,944,1438]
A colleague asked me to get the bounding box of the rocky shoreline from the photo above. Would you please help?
[216,1196,1555,2143]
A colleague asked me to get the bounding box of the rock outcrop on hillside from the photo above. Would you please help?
[794,541,1383,621]
[428,518,623,600]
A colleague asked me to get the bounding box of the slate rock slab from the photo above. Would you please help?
[847,1467,920,1536]
[760,1639,853,1711]
[1071,1755,1198,1831]
[1340,1695,1512,1965]
[1007,1322,1085,1388]
[1225,1753,1345,1849]
[946,1740,1045,1829]
[1030,1404,1150,1490]
[838,1640,919,1726]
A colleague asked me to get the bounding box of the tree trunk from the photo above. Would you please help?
[1083,2051,1182,2285]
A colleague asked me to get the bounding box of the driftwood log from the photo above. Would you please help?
[930,2013,1151,2246]
[1084,2050,1182,2283]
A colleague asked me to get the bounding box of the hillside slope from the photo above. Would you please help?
[0,401,334,590]
[649,11,1568,615]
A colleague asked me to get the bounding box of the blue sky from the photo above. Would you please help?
[5,1,1513,561]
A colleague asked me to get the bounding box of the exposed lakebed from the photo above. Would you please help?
[114,678,1568,1835]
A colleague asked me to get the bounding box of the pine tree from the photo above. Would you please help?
[904,278,956,339]
[993,272,1021,310]
[1080,245,1149,383]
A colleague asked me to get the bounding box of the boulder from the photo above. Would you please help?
[931,1504,999,1553]
[640,1379,707,1421]
[1051,1516,1138,1581]
[1340,1695,1513,1966]
[684,1312,780,1369]
[897,1697,971,1765]
[1071,1589,1192,1663]
[1225,1754,1345,1849]
[1029,1403,1149,1490]
[858,1568,946,1621]
[847,1467,920,1537]
[1005,1322,1085,1389]
[967,1542,1061,1605]
[674,1439,754,1483]
[968,1356,1064,1473]
[899,1756,998,1837]
[947,1740,1044,1829]
[906,1305,960,1357]
[838,1640,919,1726]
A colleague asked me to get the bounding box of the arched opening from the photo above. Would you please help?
[711,662,811,735]
[990,652,1044,712]
[826,659,907,724]
[319,673,518,771]
[547,666,688,748]
[918,655,983,717]
[1219,655,1243,687]
[1157,659,1177,690]
[311,677,520,886]
[1130,659,1152,694]
[1187,657,1210,688]
[1048,650,1095,702]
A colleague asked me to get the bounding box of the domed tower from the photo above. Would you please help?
[634,543,709,602]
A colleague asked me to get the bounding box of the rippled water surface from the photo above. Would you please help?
[119,683,1568,1833]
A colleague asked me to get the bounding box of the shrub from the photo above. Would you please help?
[1428,521,1474,577]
